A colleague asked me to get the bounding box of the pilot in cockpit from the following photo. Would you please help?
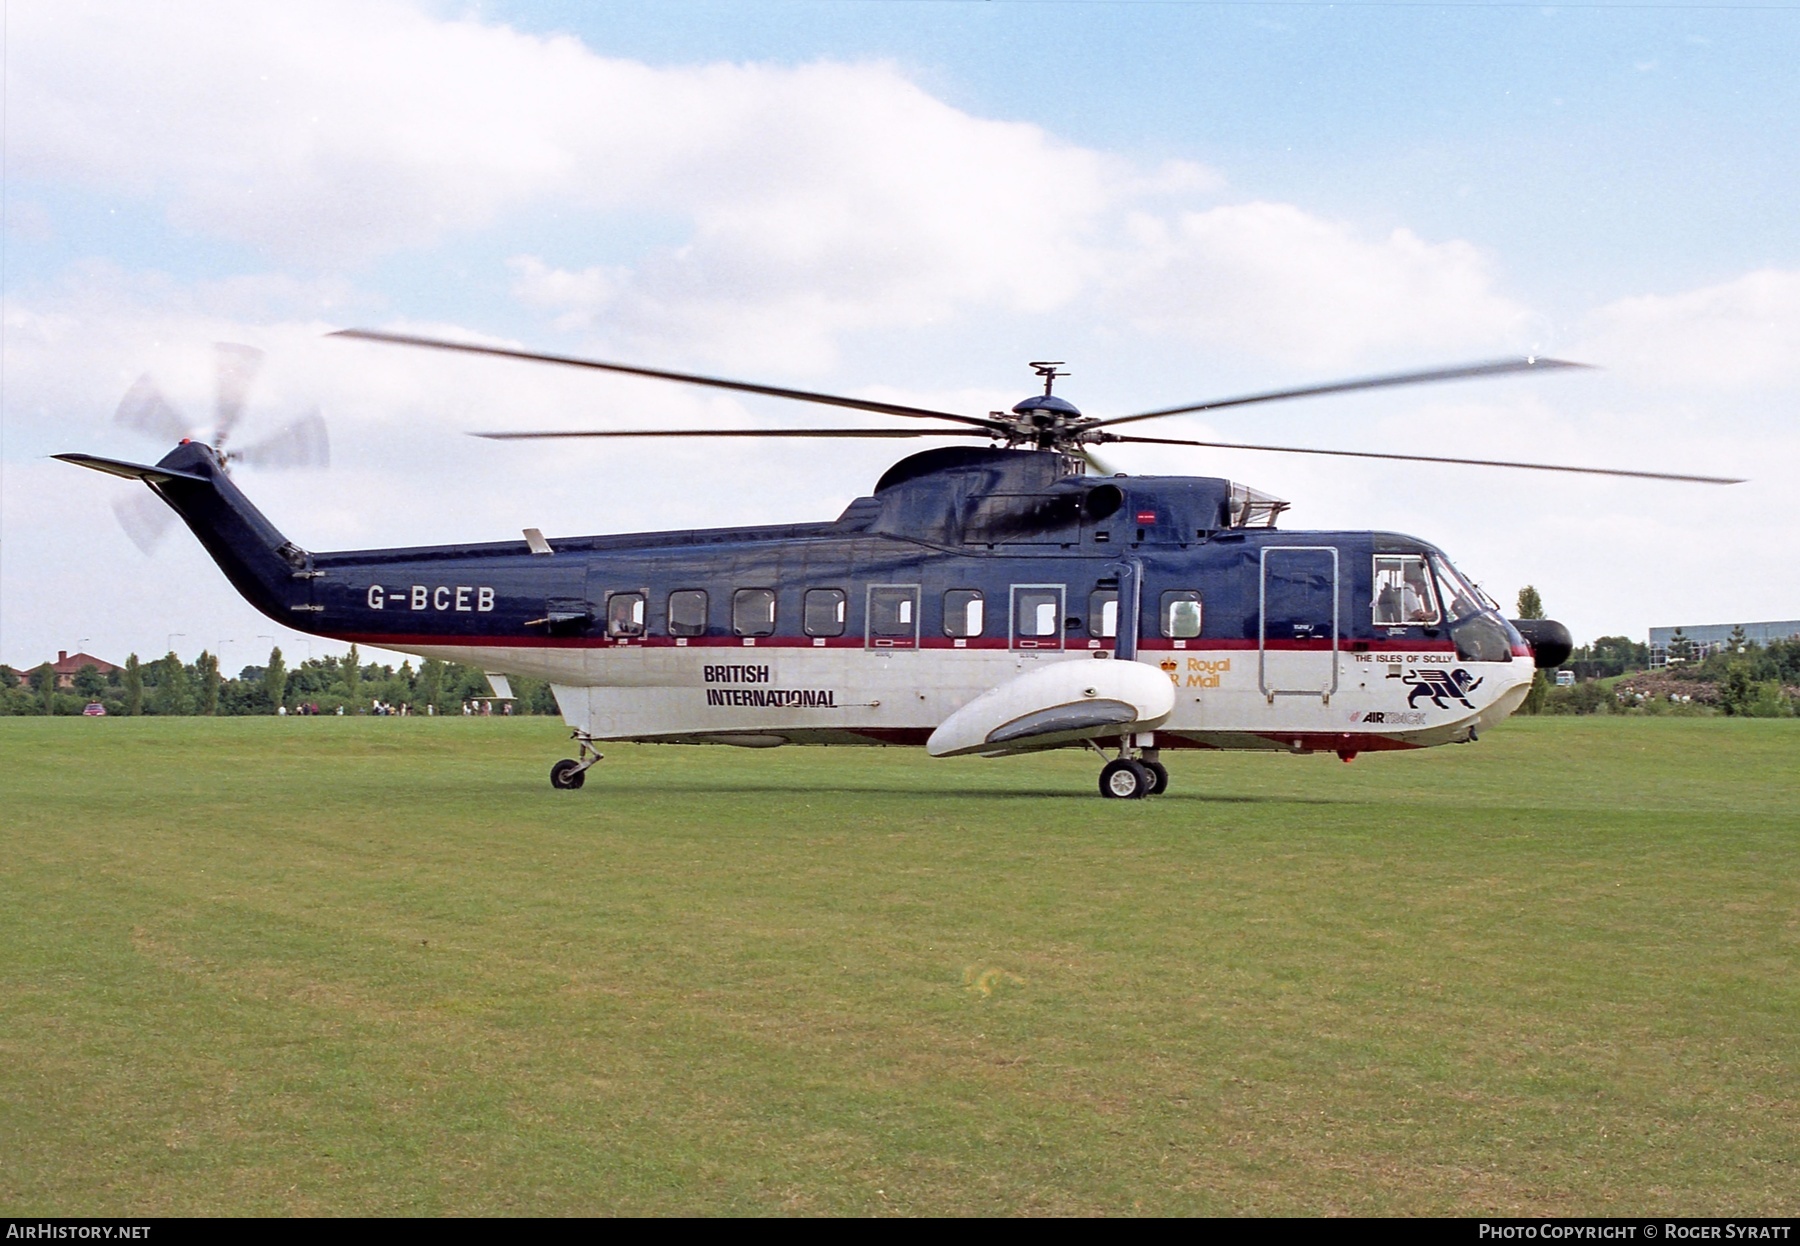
[1401,562,1435,622]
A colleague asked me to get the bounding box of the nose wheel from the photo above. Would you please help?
[549,731,603,790]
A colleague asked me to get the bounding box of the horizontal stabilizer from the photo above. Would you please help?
[54,452,207,484]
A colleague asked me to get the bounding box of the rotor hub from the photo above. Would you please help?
[1010,393,1082,423]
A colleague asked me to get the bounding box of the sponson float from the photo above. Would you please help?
[61,336,1738,798]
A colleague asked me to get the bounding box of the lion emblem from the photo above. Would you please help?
[1402,667,1484,709]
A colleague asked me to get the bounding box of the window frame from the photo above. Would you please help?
[1009,583,1066,650]
[865,584,921,649]
[1087,589,1119,639]
[803,587,848,638]
[666,588,709,637]
[731,587,778,637]
[942,589,985,639]
[606,590,647,638]
[1160,590,1203,639]
[1372,554,1441,627]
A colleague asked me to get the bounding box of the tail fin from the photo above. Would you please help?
[58,442,315,624]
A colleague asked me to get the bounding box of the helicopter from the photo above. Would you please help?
[58,332,1741,798]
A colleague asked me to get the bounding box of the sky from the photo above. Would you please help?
[3,0,1797,675]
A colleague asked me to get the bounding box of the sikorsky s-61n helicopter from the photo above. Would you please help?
[59,332,1741,798]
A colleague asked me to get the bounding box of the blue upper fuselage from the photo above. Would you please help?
[142,441,1521,661]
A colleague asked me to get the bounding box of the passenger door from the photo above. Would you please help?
[1259,547,1338,700]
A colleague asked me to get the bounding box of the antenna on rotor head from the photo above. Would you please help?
[1029,361,1068,396]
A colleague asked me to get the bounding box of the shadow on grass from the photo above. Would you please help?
[573,781,1354,805]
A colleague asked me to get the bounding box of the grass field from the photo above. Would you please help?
[2,716,1796,1216]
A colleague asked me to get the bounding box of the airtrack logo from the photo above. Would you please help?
[1351,710,1427,726]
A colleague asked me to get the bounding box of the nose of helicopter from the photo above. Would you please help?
[1511,618,1574,669]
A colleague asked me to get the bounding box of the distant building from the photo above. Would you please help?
[47,649,122,690]
[1648,621,1800,669]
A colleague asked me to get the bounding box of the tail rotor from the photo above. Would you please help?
[111,490,177,555]
[106,343,330,554]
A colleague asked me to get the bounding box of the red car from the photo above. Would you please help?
[82,702,106,716]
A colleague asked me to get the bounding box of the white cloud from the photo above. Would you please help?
[13,0,592,257]
[1580,268,1800,389]
[15,2,1535,376]
[15,2,1124,368]
[1101,203,1532,368]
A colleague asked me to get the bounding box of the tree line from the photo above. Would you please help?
[1513,586,1799,719]
[0,646,561,717]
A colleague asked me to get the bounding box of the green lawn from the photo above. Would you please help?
[1,716,1795,1215]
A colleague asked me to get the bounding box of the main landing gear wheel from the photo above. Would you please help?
[550,730,604,790]
[1143,760,1169,796]
[1099,758,1153,800]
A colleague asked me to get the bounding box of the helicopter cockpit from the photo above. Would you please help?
[1375,548,1518,663]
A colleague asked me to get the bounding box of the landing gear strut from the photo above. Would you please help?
[550,731,603,790]
[1094,737,1167,799]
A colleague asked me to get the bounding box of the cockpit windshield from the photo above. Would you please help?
[1429,554,1494,622]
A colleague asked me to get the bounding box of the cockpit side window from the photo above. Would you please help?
[1372,555,1440,626]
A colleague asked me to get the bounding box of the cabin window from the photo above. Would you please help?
[868,586,919,640]
[1014,587,1062,641]
[607,592,646,637]
[1088,590,1118,638]
[944,589,984,638]
[732,588,777,637]
[804,588,847,637]
[667,589,708,637]
[1372,555,1439,626]
[1161,591,1202,638]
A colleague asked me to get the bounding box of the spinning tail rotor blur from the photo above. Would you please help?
[108,343,330,554]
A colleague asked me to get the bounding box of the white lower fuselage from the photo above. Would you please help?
[391,637,1535,756]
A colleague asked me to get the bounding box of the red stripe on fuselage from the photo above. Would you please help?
[331,631,1466,654]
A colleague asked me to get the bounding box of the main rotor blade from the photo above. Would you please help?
[473,427,994,441]
[1102,433,1743,484]
[334,328,1008,433]
[114,375,189,444]
[213,343,264,449]
[233,410,330,469]
[1079,447,1120,477]
[1095,357,1593,429]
